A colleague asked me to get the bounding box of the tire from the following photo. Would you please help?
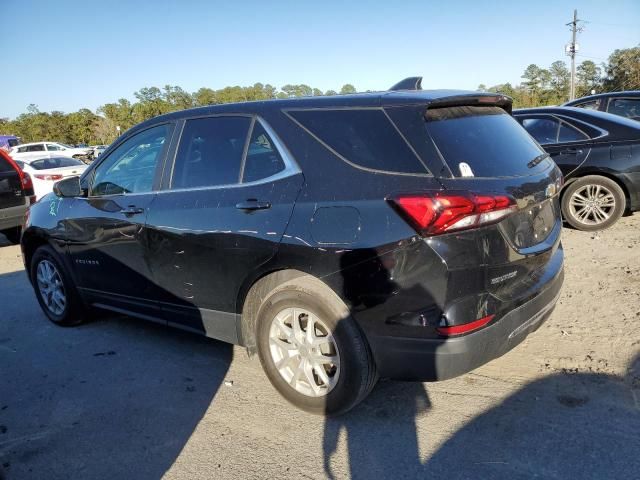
[255,275,377,415]
[561,175,626,231]
[30,245,85,326]
[1,226,21,244]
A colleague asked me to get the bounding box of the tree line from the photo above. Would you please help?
[478,46,639,107]
[1,46,637,145]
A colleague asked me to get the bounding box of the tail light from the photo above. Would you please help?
[0,150,35,201]
[34,174,63,181]
[437,314,495,336]
[389,191,517,236]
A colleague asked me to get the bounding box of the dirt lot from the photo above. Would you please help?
[0,216,639,479]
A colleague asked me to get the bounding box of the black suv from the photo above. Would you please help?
[22,78,564,414]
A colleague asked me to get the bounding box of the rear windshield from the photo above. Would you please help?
[425,106,549,178]
[28,157,84,170]
[289,109,429,174]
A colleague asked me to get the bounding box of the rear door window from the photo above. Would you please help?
[607,98,640,119]
[574,99,600,110]
[288,108,428,174]
[242,122,286,183]
[426,106,548,178]
[521,116,588,145]
[171,116,252,189]
[27,144,45,152]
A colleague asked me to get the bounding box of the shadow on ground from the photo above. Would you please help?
[325,355,640,479]
[0,269,233,479]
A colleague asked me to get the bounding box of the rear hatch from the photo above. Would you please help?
[0,152,25,209]
[424,104,563,301]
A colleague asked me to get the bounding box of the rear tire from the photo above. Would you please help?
[31,245,85,326]
[1,226,21,244]
[255,275,377,415]
[561,175,625,231]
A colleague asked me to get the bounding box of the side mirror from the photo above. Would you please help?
[53,176,82,197]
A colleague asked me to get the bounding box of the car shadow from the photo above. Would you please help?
[323,249,640,479]
[0,268,233,480]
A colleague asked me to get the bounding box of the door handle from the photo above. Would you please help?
[235,199,271,211]
[121,205,145,216]
[559,148,583,155]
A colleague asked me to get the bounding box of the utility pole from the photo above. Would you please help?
[565,9,582,101]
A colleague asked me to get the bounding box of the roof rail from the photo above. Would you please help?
[389,77,423,91]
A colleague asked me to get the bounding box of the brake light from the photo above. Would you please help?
[437,314,495,336]
[389,191,517,236]
[34,174,63,181]
[0,150,34,198]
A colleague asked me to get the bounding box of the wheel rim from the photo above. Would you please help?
[36,259,66,315]
[268,307,340,397]
[568,184,616,226]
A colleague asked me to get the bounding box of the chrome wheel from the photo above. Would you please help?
[268,307,340,397]
[569,184,616,226]
[36,259,66,315]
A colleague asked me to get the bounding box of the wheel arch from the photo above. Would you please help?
[21,230,50,283]
[238,268,343,355]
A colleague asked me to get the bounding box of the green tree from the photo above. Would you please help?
[602,46,640,91]
[339,84,356,95]
[548,60,570,102]
[576,60,602,97]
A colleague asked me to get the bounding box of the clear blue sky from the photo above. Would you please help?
[2,0,639,119]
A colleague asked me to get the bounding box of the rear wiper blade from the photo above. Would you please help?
[528,153,550,168]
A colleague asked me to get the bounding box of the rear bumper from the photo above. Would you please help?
[369,265,564,381]
[0,201,28,231]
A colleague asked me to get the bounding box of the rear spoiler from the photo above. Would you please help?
[389,76,513,114]
[427,94,513,114]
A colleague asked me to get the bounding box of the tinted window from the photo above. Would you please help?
[91,124,169,196]
[575,100,599,110]
[29,157,84,170]
[607,98,640,119]
[17,146,27,153]
[426,106,548,178]
[558,122,588,142]
[242,122,286,183]
[522,117,559,145]
[289,109,428,174]
[46,144,63,151]
[172,116,251,189]
[26,144,45,152]
[8,139,18,148]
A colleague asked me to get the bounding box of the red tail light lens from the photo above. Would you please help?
[22,172,34,190]
[34,174,63,181]
[390,191,517,236]
[437,314,495,336]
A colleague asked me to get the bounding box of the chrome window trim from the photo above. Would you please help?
[162,114,301,195]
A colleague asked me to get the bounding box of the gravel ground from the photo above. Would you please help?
[0,216,638,480]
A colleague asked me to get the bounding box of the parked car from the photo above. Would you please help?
[0,135,20,152]
[22,78,564,414]
[563,91,640,121]
[10,142,93,161]
[513,107,640,231]
[0,150,34,244]
[90,145,108,158]
[15,156,87,200]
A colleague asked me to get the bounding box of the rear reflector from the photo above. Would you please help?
[437,314,495,336]
[34,174,63,181]
[389,191,517,236]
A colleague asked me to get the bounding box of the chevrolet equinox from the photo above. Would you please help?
[22,77,564,414]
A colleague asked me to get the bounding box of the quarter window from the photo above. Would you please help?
[242,122,286,183]
[574,100,600,110]
[91,124,169,196]
[171,116,252,189]
[288,109,428,174]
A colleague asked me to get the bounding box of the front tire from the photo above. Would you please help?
[256,275,377,415]
[31,245,85,326]
[561,175,625,231]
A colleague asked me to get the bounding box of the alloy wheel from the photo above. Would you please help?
[568,184,616,226]
[36,259,67,315]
